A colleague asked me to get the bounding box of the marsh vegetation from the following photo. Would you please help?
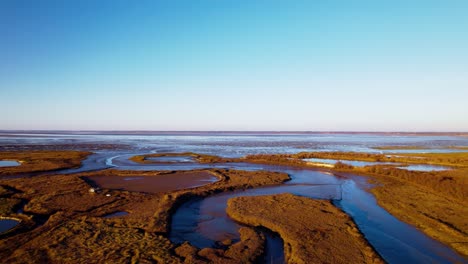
[0,145,467,262]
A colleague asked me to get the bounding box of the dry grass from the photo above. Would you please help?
[367,174,468,256]
[241,151,468,256]
[174,227,265,263]
[0,151,91,176]
[130,152,231,164]
[227,194,383,264]
[302,152,468,256]
[294,151,468,168]
[0,167,289,263]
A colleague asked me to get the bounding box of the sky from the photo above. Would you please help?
[1,0,467,131]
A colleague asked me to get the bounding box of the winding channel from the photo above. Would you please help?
[57,152,466,263]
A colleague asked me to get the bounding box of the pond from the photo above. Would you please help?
[397,164,451,172]
[303,158,397,167]
[0,160,20,167]
[145,156,196,163]
[303,158,452,172]
[85,171,219,193]
[0,218,20,234]
[103,211,129,218]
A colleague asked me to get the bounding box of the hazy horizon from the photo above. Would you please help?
[1,1,467,131]
[1,130,467,134]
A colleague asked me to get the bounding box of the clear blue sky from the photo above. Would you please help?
[1,0,467,131]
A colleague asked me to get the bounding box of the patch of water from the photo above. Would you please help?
[0,160,20,167]
[303,158,397,167]
[103,211,129,218]
[86,171,220,193]
[0,218,20,233]
[146,156,195,163]
[397,164,451,172]
[170,166,466,264]
[336,175,464,263]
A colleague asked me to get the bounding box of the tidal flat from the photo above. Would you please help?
[0,132,467,263]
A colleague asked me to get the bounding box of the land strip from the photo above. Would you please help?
[0,151,91,177]
[227,193,383,264]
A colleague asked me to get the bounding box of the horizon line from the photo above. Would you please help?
[1,130,467,135]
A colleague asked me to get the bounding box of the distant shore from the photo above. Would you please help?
[1,130,467,137]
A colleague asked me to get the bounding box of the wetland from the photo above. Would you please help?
[0,132,467,263]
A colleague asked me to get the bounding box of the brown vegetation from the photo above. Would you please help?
[0,151,90,176]
[365,171,468,256]
[130,152,231,164]
[242,154,307,166]
[2,148,467,261]
[227,194,383,264]
[333,161,354,170]
[174,227,265,263]
[241,151,468,256]
[294,151,468,168]
[0,167,289,263]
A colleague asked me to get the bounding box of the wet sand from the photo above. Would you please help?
[86,171,219,193]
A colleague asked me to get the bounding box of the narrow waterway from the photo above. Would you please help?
[22,151,467,263]
[169,164,466,263]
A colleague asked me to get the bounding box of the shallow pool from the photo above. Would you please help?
[0,160,20,167]
[86,171,219,193]
[0,218,20,233]
[397,164,451,171]
[303,158,396,167]
[103,211,129,218]
[146,156,195,163]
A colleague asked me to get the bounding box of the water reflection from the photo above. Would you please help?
[0,160,20,167]
[0,218,20,233]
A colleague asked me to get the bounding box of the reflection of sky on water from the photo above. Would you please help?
[304,158,451,171]
[303,158,397,167]
[0,160,20,167]
[1,133,467,158]
[398,165,451,171]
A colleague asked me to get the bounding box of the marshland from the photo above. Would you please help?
[0,132,467,263]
